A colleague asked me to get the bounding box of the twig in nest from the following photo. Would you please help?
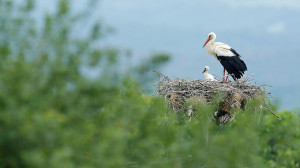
[261,103,280,118]
[153,69,168,79]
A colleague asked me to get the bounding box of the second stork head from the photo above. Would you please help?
[202,66,210,73]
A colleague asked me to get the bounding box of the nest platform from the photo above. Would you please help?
[156,74,273,124]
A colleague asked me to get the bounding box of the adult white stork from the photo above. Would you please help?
[203,66,216,81]
[202,32,247,83]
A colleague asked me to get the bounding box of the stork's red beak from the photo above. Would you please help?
[202,37,210,48]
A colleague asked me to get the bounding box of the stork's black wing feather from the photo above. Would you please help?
[229,48,240,58]
[217,55,247,80]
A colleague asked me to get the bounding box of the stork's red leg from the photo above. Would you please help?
[225,73,229,82]
[223,68,225,83]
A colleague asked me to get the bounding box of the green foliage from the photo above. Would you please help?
[0,0,299,168]
[260,111,300,167]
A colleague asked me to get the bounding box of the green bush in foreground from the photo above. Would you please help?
[99,86,300,168]
[2,77,300,168]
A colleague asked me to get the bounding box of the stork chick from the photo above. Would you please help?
[203,66,216,81]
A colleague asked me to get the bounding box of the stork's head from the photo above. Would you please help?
[202,32,216,48]
[202,66,210,73]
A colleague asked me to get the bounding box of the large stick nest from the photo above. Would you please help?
[155,72,273,124]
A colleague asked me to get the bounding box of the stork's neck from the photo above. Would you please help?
[206,41,215,56]
[204,71,209,76]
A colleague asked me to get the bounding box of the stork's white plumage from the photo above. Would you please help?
[203,66,216,81]
[202,32,247,83]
